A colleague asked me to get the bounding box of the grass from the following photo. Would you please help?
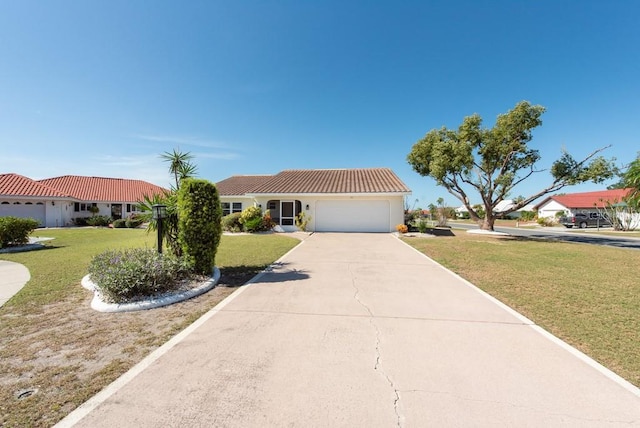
[0,228,300,427]
[402,232,640,388]
[451,218,640,236]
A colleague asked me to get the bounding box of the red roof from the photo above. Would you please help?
[541,188,632,209]
[217,168,411,195]
[37,176,167,202]
[0,173,69,198]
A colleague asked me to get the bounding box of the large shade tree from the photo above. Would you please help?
[407,101,618,231]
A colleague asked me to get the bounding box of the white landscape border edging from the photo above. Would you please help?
[81,267,221,313]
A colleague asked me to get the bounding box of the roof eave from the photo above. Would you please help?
[246,191,412,197]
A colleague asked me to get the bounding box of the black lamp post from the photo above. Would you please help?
[152,204,167,254]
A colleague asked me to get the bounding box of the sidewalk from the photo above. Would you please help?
[0,260,30,307]
[57,233,640,427]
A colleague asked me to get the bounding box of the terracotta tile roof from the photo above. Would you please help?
[543,188,632,209]
[217,168,411,195]
[38,176,167,202]
[0,173,69,198]
[216,175,273,196]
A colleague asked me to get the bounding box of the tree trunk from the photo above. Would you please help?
[481,213,496,231]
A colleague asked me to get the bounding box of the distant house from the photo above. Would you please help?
[534,189,632,219]
[217,168,411,232]
[0,173,167,227]
[455,200,536,219]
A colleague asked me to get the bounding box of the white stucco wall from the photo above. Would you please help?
[537,200,569,219]
[249,194,405,232]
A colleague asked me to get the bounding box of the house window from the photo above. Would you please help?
[1,201,9,204]
[74,203,92,212]
[127,204,131,213]
[268,201,277,210]
[222,202,243,216]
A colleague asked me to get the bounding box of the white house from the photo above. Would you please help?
[534,189,632,219]
[216,168,411,233]
[0,173,167,227]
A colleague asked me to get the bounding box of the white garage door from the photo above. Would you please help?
[315,200,390,232]
[0,203,46,226]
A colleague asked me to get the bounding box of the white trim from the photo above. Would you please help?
[246,192,411,198]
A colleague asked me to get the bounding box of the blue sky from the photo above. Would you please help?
[1,1,638,208]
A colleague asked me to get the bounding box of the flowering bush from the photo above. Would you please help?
[396,224,408,233]
[88,248,192,303]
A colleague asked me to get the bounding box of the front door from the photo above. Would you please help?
[111,204,123,220]
[281,201,294,226]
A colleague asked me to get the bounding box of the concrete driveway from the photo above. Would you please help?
[59,233,640,427]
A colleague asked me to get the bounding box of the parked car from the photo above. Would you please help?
[559,213,611,228]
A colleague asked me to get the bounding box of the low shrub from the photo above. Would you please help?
[222,212,243,232]
[73,217,89,226]
[537,217,556,227]
[112,219,127,228]
[417,220,429,233]
[262,210,276,231]
[242,216,264,232]
[239,206,270,232]
[125,217,144,228]
[86,215,112,227]
[0,216,40,248]
[88,248,192,303]
[295,212,311,232]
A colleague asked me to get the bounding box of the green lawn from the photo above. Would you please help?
[402,232,640,388]
[0,228,300,427]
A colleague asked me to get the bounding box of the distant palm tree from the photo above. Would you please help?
[160,149,197,189]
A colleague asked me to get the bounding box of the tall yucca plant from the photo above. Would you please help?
[139,149,198,256]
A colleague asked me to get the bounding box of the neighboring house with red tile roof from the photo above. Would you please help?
[0,173,166,227]
[217,168,411,232]
[534,188,632,219]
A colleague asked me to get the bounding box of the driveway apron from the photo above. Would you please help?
[61,233,640,427]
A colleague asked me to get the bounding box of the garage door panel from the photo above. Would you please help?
[315,200,389,232]
[0,203,46,226]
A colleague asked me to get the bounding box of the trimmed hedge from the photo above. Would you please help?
[177,178,223,275]
[0,217,40,248]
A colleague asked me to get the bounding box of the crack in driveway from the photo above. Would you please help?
[348,264,403,427]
